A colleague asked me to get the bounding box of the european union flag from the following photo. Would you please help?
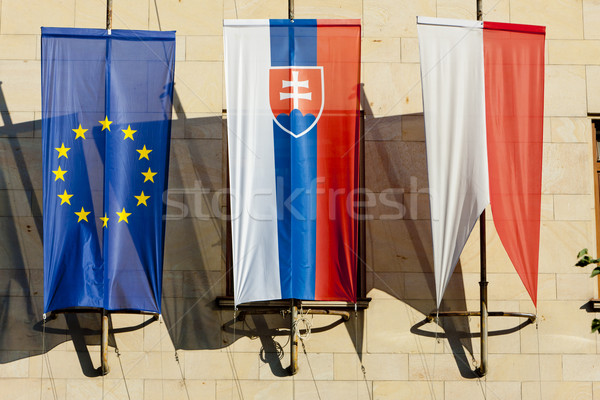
[42,28,175,314]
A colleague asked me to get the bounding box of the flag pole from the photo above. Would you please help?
[100,0,113,376]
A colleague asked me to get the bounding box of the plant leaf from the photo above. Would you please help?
[592,319,600,333]
[591,267,600,278]
[578,248,589,258]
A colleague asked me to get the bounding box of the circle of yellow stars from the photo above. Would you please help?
[54,117,156,227]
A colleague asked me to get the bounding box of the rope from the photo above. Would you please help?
[40,314,58,400]
[175,350,191,400]
[299,338,321,400]
[115,346,131,400]
[536,315,543,399]
[293,307,312,341]
[159,315,164,400]
[354,304,372,400]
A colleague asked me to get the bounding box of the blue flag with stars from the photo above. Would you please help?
[42,28,175,314]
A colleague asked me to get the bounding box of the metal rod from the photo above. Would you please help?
[478,211,488,376]
[477,0,482,20]
[288,0,294,20]
[106,0,112,30]
[289,300,298,375]
[101,310,110,375]
[426,310,536,323]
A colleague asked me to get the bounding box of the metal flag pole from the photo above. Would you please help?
[425,1,536,377]
[100,0,113,376]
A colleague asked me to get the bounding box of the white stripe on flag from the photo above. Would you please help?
[224,22,282,305]
[418,21,490,307]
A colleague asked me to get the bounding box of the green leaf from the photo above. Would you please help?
[591,267,600,278]
[592,319,600,333]
[578,248,589,258]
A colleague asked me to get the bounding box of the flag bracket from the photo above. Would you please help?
[425,311,536,323]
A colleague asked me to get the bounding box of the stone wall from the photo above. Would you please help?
[1,0,599,399]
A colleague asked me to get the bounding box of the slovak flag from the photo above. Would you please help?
[418,17,545,307]
[224,19,361,306]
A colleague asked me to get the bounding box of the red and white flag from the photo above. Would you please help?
[417,17,545,307]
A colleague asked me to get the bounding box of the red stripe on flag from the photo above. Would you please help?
[484,26,545,307]
[314,23,361,302]
[484,21,545,34]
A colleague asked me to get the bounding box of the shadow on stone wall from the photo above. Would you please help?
[0,84,481,379]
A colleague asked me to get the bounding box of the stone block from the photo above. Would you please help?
[373,381,444,400]
[0,111,35,138]
[0,216,43,269]
[362,63,422,116]
[169,138,222,190]
[523,381,592,400]
[185,351,258,380]
[366,219,433,274]
[66,378,143,400]
[549,40,600,65]
[584,0,600,39]
[588,66,600,114]
[145,379,216,400]
[0,351,29,377]
[367,273,405,300]
[259,352,333,380]
[216,379,292,399]
[542,143,593,195]
[0,35,36,60]
[0,190,32,216]
[290,314,359,354]
[401,38,419,63]
[564,355,600,381]
[445,381,521,400]
[149,0,222,36]
[116,351,186,380]
[334,353,408,381]
[186,36,223,62]
[163,217,222,272]
[539,221,595,274]
[362,38,401,63]
[294,0,363,19]
[293,380,371,400]
[0,0,74,34]
[408,353,477,381]
[551,117,592,143]
[481,0,510,22]
[403,192,430,220]
[223,0,287,19]
[401,114,424,141]
[557,272,595,300]
[436,0,476,20]
[541,195,554,221]
[1,378,66,400]
[0,61,41,112]
[510,0,583,39]
[111,0,149,30]
[184,113,223,139]
[363,0,436,38]
[368,299,443,354]
[364,114,402,141]
[365,141,428,192]
[544,65,587,117]
[74,0,105,28]
[174,61,222,113]
[554,195,594,221]
[521,301,596,354]
[486,354,550,381]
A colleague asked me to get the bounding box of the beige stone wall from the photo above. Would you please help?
[1,0,599,399]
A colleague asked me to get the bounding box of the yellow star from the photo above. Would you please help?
[122,125,137,141]
[99,116,112,131]
[99,213,109,228]
[72,124,88,140]
[57,189,73,205]
[137,145,152,160]
[116,207,131,223]
[134,191,150,206]
[52,165,67,181]
[75,207,91,223]
[55,143,70,159]
[141,167,157,183]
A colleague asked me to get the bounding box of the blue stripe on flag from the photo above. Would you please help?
[270,19,318,300]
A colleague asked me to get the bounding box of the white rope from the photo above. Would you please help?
[293,307,312,341]
[40,313,58,400]
[536,315,543,399]
[39,314,45,400]
[115,344,131,399]
[159,315,164,400]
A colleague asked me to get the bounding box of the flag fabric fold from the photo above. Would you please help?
[42,28,175,314]
[418,17,545,307]
[224,19,361,306]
